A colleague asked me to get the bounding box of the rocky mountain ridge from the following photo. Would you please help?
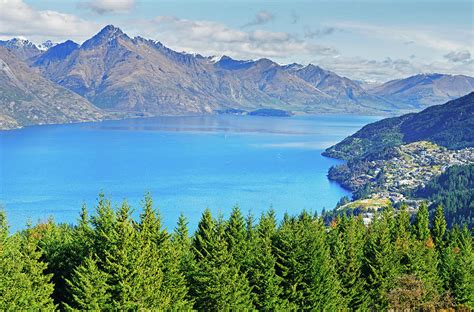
[29,25,389,116]
[0,25,473,129]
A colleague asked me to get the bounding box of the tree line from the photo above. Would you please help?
[0,194,472,311]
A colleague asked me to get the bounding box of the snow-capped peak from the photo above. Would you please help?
[37,40,57,51]
[208,55,223,63]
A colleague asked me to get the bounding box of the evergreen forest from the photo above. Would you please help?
[0,194,472,311]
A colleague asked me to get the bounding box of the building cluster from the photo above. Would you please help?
[346,141,474,206]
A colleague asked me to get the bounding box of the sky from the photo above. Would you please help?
[0,0,472,82]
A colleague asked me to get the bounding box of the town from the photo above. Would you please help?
[335,141,474,215]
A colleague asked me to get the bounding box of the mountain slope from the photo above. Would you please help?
[33,26,226,114]
[324,92,474,160]
[0,47,104,129]
[31,25,402,116]
[0,38,42,60]
[369,73,474,108]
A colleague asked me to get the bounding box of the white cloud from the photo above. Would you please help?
[78,0,136,15]
[0,0,99,43]
[335,21,470,52]
[317,55,474,82]
[131,16,337,61]
[243,10,274,27]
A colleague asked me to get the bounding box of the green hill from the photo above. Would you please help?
[323,92,474,161]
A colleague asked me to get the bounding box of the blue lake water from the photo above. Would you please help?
[0,115,379,232]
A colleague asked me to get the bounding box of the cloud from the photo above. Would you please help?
[317,55,474,82]
[78,0,136,15]
[444,50,472,63]
[335,21,468,52]
[0,0,99,43]
[131,16,337,61]
[242,10,274,27]
[304,27,338,39]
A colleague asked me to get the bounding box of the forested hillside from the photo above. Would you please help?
[411,164,474,227]
[0,196,472,310]
[324,92,474,161]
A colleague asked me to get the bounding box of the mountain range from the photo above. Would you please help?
[0,25,473,129]
[370,73,474,109]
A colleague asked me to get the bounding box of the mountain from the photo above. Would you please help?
[369,73,474,108]
[324,92,474,160]
[32,40,79,66]
[288,64,398,111]
[0,47,104,129]
[0,38,42,60]
[37,40,57,51]
[3,25,472,126]
[30,25,398,116]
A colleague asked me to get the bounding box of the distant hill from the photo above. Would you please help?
[324,92,474,160]
[369,73,474,109]
[0,47,103,129]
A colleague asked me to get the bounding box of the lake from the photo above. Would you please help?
[0,115,379,232]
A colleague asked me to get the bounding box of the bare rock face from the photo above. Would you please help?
[0,47,104,129]
[31,25,398,116]
[369,73,474,108]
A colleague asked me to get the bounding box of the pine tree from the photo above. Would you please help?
[273,214,304,306]
[140,202,192,310]
[451,226,474,308]
[192,208,216,260]
[396,203,411,241]
[65,255,111,310]
[335,215,368,310]
[103,201,143,309]
[247,212,287,310]
[0,234,35,309]
[34,220,79,306]
[414,202,430,241]
[191,212,253,310]
[172,213,195,281]
[439,226,459,295]
[431,205,447,249]
[303,216,342,310]
[12,228,55,310]
[90,193,116,266]
[136,196,170,309]
[225,206,250,270]
[274,212,342,309]
[363,209,399,310]
[138,193,167,246]
[401,237,441,309]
